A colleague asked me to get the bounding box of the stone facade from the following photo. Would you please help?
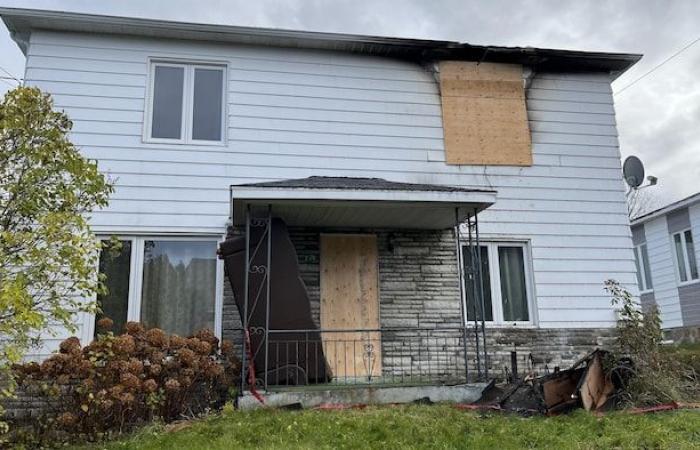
[2,226,618,421]
[665,326,700,344]
[221,225,616,382]
[1,388,47,422]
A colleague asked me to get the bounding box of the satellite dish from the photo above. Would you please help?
[623,156,645,189]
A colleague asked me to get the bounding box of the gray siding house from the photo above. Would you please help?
[631,192,700,333]
[2,7,642,386]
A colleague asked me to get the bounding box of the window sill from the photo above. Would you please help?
[639,290,654,295]
[142,138,227,147]
[467,322,536,329]
[678,279,700,288]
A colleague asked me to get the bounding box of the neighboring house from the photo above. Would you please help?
[1,8,641,385]
[630,192,700,334]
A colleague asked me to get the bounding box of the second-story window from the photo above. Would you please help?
[147,62,225,144]
[633,243,653,292]
[672,229,698,283]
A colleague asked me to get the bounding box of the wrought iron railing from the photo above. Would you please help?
[231,204,490,394]
[240,326,479,391]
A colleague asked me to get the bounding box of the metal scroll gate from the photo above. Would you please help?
[238,205,490,392]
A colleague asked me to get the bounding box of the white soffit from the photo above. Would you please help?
[231,187,497,229]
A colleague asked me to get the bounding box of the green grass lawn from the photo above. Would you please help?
[76,404,700,450]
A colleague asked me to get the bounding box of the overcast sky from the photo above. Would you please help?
[1,0,698,207]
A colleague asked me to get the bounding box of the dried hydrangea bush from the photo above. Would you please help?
[9,320,240,446]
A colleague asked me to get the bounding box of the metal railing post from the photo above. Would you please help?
[240,204,251,394]
[474,207,488,379]
[263,205,272,391]
[467,214,482,379]
[454,208,469,383]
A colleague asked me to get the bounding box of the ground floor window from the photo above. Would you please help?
[671,229,698,284]
[96,236,222,337]
[633,243,653,293]
[462,242,533,325]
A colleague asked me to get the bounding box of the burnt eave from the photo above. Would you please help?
[1,7,641,77]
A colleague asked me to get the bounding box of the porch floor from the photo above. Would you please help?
[238,382,490,410]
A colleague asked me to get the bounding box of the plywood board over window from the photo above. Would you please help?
[439,61,532,166]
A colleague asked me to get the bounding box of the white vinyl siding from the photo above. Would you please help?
[19,30,637,359]
[644,217,683,328]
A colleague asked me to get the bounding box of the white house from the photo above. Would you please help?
[1,7,641,384]
[631,192,700,335]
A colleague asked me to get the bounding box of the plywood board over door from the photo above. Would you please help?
[320,234,381,381]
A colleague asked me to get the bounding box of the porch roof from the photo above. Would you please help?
[230,176,496,229]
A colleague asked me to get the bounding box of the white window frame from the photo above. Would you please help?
[634,243,653,293]
[671,228,699,286]
[461,241,536,327]
[144,60,227,146]
[86,235,225,341]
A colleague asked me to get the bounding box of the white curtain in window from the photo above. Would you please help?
[498,246,529,321]
[140,240,217,336]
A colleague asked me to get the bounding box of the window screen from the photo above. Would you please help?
[192,68,224,141]
[150,65,184,139]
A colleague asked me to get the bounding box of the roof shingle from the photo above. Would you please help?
[236,176,494,194]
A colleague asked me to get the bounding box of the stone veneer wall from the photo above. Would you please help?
[4,227,617,421]
[221,226,616,381]
[665,326,700,344]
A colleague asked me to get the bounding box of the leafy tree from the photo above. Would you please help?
[0,86,113,432]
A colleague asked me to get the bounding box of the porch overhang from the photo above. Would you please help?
[230,177,496,229]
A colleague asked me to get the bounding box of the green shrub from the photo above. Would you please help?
[8,320,240,447]
[605,279,699,406]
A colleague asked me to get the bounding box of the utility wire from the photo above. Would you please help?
[0,77,16,88]
[0,65,21,84]
[615,36,700,97]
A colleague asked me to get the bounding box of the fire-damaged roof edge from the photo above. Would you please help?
[236,176,495,194]
[1,7,641,78]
